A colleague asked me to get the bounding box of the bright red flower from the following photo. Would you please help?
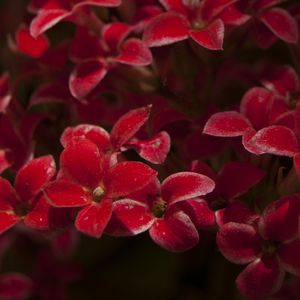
[0,155,59,234]
[143,0,249,50]
[29,0,122,37]
[69,24,152,99]
[60,105,171,164]
[217,195,300,299]
[44,138,157,238]
[105,172,215,252]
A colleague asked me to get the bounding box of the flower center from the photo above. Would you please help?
[15,202,30,217]
[151,198,167,218]
[92,186,105,203]
[191,20,206,30]
[262,240,279,255]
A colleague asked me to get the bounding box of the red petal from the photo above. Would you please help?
[189,19,225,50]
[218,161,265,200]
[60,139,103,189]
[60,124,110,151]
[217,222,263,264]
[0,178,18,210]
[215,201,259,226]
[278,240,300,276]
[114,38,153,66]
[259,195,300,242]
[240,87,274,130]
[69,59,108,99]
[102,22,132,53]
[15,155,56,202]
[260,8,299,43]
[161,172,215,204]
[30,9,70,38]
[104,161,157,198]
[110,105,151,149]
[261,66,300,97]
[159,0,189,14]
[203,111,251,137]
[44,180,92,207]
[105,199,154,236]
[0,273,33,300]
[143,12,189,47]
[242,127,266,155]
[129,131,171,164]
[201,0,238,21]
[75,199,112,238]
[250,125,300,157]
[15,24,49,58]
[0,212,19,234]
[236,256,284,300]
[253,0,285,11]
[24,196,52,230]
[169,198,215,229]
[149,211,199,252]
[294,153,300,177]
[218,5,251,26]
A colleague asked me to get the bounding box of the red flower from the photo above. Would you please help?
[105,172,215,252]
[143,0,249,50]
[217,195,300,299]
[61,105,171,164]
[44,138,157,238]
[29,0,122,37]
[69,24,152,99]
[0,155,58,234]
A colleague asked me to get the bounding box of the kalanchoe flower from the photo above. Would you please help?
[217,194,300,299]
[0,155,60,234]
[60,105,171,164]
[0,272,33,300]
[68,24,152,99]
[105,172,215,252]
[242,0,299,47]
[29,0,122,37]
[44,138,157,238]
[143,0,249,50]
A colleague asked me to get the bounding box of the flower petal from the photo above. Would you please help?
[60,139,103,189]
[236,256,285,300]
[260,8,299,43]
[149,211,199,252]
[60,124,110,151]
[278,240,300,276]
[189,19,225,50]
[110,105,151,149]
[161,172,215,204]
[169,198,215,229]
[75,199,112,238]
[0,178,18,211]
[30,9,70,38]
[69,59,108,99]
[203,111,251,137]
[259,195,300,242]
[0,272,33,300]
[215,201,259,226]
[114,38,153,66]
[217,222,263,264]
[218,161,265,200]
[129,131,171,164]
[15,155,56,202]
[104,161,157,198]
[105,199,154,236]
[0,212,19,234]
[44,180,92,207]
[143,12,189,47]
[240,87,274,130]
[250,125,300,157]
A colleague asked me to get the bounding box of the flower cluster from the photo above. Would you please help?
[0,0,300,299]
